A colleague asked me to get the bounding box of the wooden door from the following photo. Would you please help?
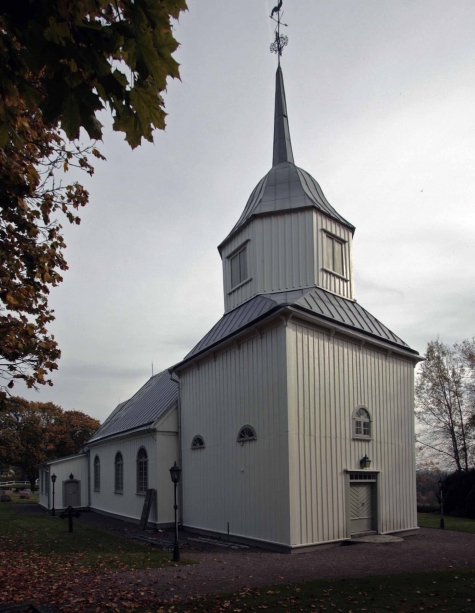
[350,483,373,534]
[64,480,81,508]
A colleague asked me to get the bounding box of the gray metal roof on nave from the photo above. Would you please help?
[88,369,178,444]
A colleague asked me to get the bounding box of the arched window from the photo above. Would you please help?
[353,407,371,439]
[237,425,257,443]
[137,447,148,493]
[93,455,100,491]
[115,452,124,493]
[191,435,205,449]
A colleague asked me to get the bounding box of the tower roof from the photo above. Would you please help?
[219,67,354,251]
[273,66,294,166]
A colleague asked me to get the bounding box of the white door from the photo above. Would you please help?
[64,480,81,507]
[350,483,373,534]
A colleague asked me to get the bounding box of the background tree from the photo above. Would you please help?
[0,396,100,490]
[0,0,187,400]
[415,338,475,472]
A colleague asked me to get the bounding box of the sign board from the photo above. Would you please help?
[139,489,155,530]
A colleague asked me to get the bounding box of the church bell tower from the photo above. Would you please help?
[218,65,356,314]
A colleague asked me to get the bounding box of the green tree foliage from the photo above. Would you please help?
[0,396,100,490]
[415,339,475,472]
[0,0,187,399]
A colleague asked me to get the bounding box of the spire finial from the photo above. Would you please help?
[270,1,288,66]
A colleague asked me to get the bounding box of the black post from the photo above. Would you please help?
[439,479,445,529]
[51,474,57,517]
[173,481,180,561]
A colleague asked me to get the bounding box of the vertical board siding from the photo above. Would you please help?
[287,321,417,546]
[90,432,165,523]
[315,212,354,299]
[39,456,88,510]
[180,324,291,545]
[223,211,316,312]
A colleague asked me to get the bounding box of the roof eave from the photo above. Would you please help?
[173,301,421,374]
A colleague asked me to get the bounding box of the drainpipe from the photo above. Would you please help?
[169,369,183,525]
[86,448,91,508]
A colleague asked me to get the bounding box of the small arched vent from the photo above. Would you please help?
[237,425,257,442]
[191,435,205,449]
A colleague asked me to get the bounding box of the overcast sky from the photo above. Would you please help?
[17,0,475,423]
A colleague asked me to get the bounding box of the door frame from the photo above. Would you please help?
[63,478,81,508]
[344,469,381,538]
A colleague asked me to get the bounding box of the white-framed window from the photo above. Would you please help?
[230,246,248,289]
[191,435,205,449]
[353,407,371,439]
[93,455,101,491]
[114,452,124,493]
[325,233,345,277]
[237,424,257,443]
[137,447,148,493]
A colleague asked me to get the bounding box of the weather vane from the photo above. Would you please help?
[269,0,288,65]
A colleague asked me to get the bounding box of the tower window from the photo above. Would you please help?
[230,246,248,288]
[325,234,345,277]
[353,407,371,439]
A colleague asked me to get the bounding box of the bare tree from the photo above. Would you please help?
[415,339,475,472]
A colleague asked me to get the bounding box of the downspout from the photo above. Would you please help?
[86,448,91,508]
[169,369,183,525]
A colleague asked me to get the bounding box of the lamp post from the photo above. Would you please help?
[439,478,445,529]
[169,462,182,562]
[51,473,57,517]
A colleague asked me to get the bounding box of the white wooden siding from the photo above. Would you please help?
[89,432,161,523]
[315,212,354,299]
[222,211,315,312]
[286,319,417,546]
[180,324,291,545]
[38,455,88,510]
[222,210,354,312]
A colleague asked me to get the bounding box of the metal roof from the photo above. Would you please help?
[219,67,354,249]
[182,287,417,363]
[183,294,278,360]
[88,369,178,443]
[273,66,294,166]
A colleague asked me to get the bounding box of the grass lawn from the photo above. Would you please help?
[0,502,193,610]
[170,569,475,613]
[418,513,475,534]
[0,501,181,573]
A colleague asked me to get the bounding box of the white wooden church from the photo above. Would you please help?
[39,64,422,553]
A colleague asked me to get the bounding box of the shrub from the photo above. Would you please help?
[443,468,475,519]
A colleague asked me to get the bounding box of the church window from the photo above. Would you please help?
[191,435,205,449]
[237,424,257,442]
[353,407,371,439]
[94,455,101,491]
[325,233,345,277]
[137,447,148,493]
[115,452,124,493]
[230,246,248,289]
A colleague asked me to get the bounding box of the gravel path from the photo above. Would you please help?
[102,528,475,601]
[15,506,475,602]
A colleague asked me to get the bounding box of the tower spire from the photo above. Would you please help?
[270,1,293,166]
[273,65,294,166]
